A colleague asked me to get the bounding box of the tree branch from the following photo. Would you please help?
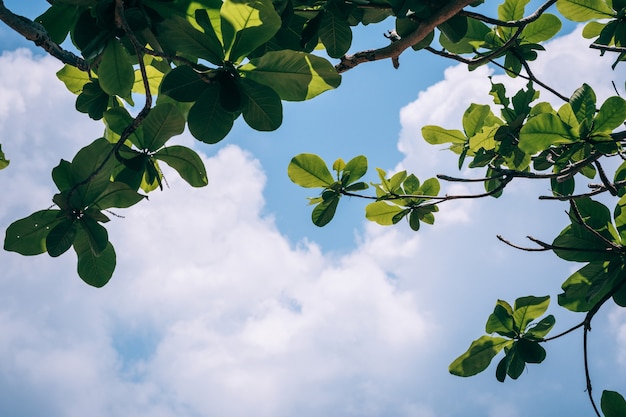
[335,0,476,73]
[0,1,89,71]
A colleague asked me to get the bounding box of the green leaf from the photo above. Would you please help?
[312,194,340,227]
[0,144,9,170]
[98,39,135,98]
[221,0,281,63]
[155,146,209,187]
[557,0,616,21]
[160,65,209,102]
[288,153,335,188]
[522,13,562,42]
[438,17,490,54]
[240,50,341,101]
[4,210,63,255]
[365,201,405,225]
[194,8,226,62]
[524,315,556,340]
[94,181,146,209]
[569,83,596,126]
[70,138,115,207]
[342,155,368,185]
[240,78,283,131]
[187,84,235,144]
[513,295,550,332]
[558,261,619,312]
[449,335,512,377]
[499,0,530,21]
[73,228,116,288]
[75,81,109,120]
[142,103,186,151]
[422,126,466,145]
[516,338,546,363]
[79,217,109,256]
[46,220,77,258]
[485,300,516,337]
[319,11,352,58]
[601,391,626,417]
[592,96,626,133]
[463,104,499,138]
[36,3,77,44]
[438,14,468,43]
[159,15,225,65]
[518,113,577,154]
[56,64,91,94]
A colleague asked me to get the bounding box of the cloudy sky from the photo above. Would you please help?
[0,2,625,417]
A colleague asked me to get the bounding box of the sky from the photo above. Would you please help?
[0,1,625,417]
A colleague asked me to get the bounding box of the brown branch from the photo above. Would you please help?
[0,1,89,71]
[590,43,626,53]
[335,0,476,73]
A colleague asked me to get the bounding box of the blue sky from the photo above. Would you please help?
[0,1,625,417]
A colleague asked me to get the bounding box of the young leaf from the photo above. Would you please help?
[592,96,626,133]
[288,154,335,188]
[557,0,615,22]
[449,335,512,377]
[518,113,576,154]
[342,155,368,185]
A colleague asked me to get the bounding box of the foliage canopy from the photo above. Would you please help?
[1,0,626,414]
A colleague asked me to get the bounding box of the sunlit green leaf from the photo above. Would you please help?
[513,295,550,332]
[518,113,577,154]
[557,0,615,21]
[449,335,512,377]
[56,64,91,94]
[593,96,626,133]
[524,315,556,340]
[365,201,405,225]
[288,153,334,188]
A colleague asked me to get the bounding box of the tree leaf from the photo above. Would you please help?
[46,219,77,257]
[187,84,236,144]
[524,315,556,340]
[422,126,466,145]
[513,295,550,332]
[158,15,225,65]
[518,113,577,154]
[288,153,335,188]
[593,96,626,133]
[220,0,281,63]
[365,201,405,225]
[56,64,91,94]
[449,335,512,377]
[70,138,115,207]
[311,194,340,227]
[0,144,8,170]
[4,210,63,255]
[556,0,615,21]
[601,390,626,417]
[342,155,368,185]
[499,0,530,21]
[239,50,341,101]
[142,103,186,151]
[569,83,596,125]
[98,39,135,98]
[240,78,283,131]
[154,146,209,187]
[94,181,146,209]
[160,65,208,102]
[79,217,109,256]
[319,11,352,58]
[521,13,562,43]
[558,261,620,312]
[486,300,516,337]
[74,228,115,288]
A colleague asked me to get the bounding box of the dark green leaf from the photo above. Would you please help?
[74,228,116,288]
[46,220,77,257]
[240,78,283,131]
[486,300,516,337]
[4,210,63,255]
[79,217,109,256]
[155,146,209,187]
[524,315,556,340]
[319,11,352,58]
[312,195,340,227]
[142,103,186,151]
[94,181,146,209]
[187,84,236,144]
[160,65,209,102]
[98,39,135,98]
[601,390,626,417]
